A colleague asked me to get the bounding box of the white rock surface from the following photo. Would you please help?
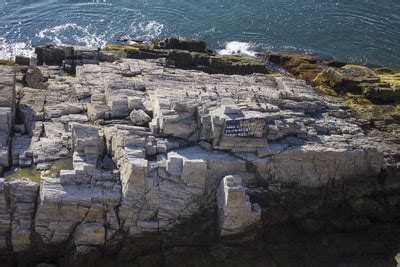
[0,54,397,258]
[217,175,261,237]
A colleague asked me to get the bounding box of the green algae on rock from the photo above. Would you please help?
[104,44,140,53]
[3,166,42,183]
[263,51,346,81]
[0,60,18,66]
[3,158,73,183]
[47,157,73,177]
[316,65,400,103]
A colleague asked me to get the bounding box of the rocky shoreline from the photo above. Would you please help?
[0,37,399,266]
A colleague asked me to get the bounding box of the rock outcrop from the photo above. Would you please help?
[0,67,15,176]
[217,175,261,240]
[0,39,399,266]
[317,65,400,103]
[8,179,39,252]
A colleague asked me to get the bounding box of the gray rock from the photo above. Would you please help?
[35,264,56,267]
[0,178,10,249]
[15,55,30,66]
[74,223,105,246]
[130,109,151,126]
[362,83,400,103]
[217,175,261,239]
[23,67,48,89]
[0,67,15,170]
[0,49,398,260]
[159,37,207,53]
[7,179,39,252]
[35,45,66,65]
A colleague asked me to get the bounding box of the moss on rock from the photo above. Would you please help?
[376,68,400,88]
[105,44,141,53]
[0,60,18,66]
[264,52,331,81]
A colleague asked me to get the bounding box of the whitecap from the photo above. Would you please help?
[36,23,107,48]
[0,38,34,60]
[128,20,164,41]
[218,41,257,57]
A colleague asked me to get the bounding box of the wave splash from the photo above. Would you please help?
[117,21,164,43]
[36,23,107,48]
[218,41,257,57]
[0,38,34,60]
[131,21,164,40]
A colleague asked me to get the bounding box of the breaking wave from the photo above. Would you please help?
[36,23,107,48]
[129,21,164,40]
[0,19,165,59]
[0,38,34,60]
[218,41,257,57]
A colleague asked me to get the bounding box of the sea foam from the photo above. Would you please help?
[218,41,257,57]
[36,23,107,48]
[0,38,34,60]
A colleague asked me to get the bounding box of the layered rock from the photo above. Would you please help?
[0,41,399,266]
[0,178,10,250]
[318,65,400,102]
[7,179,39,252]
[0,66,15,175]
[217,175,261,239]
[35,123,121,248]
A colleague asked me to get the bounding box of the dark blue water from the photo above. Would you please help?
[1,0,399,67]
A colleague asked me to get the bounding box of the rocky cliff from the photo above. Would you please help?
[0,38,399,266]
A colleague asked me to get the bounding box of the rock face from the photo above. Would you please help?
[158,37,207,53]
[217,175,261,240]
[0,67,15,175]
[264,51,337,80]
[0,178,10,250]
[35,123,120,247]
[267,53,400,177]
[317,65,400,103]
[8,179,39,252]
[0,41,399,266]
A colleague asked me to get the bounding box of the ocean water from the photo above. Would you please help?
[0,0,399,67]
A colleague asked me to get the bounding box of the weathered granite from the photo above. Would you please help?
[0,66,16,173]
[217,175,261,239]
[22,67,48,89]
[130,109,151,126]
[0,178,10,250]
[0,41,399,266]
[317,65,400,103]
[7,179,39,252]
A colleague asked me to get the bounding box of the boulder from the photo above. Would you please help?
[23,67,48,89]
[130,109,151,126]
